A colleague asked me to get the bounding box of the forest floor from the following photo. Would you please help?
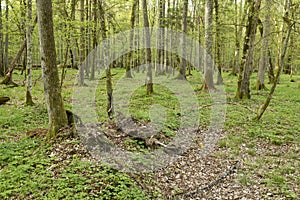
[0,68,299,199]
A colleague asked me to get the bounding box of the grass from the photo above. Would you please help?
[0,68,299,198]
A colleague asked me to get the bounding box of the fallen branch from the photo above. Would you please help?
[0,16,37,85]
[100,73,118,80]
[179,161,241,197]
[199,102,255,113]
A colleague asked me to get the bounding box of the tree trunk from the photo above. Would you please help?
[176,0,188,80]
[235,0,261,99]
[267,49,275,84]
[134,0,140,72]
[126,0,138,78]
[20,0,27,76]
[201,0,215,91]
[25,0,34,105]
[256,0,270,90]
[254,0,292,120]
[4,1,9,75]
[99,0,113,119]
[231,0,245,76]
[90,0,97,80]
[0,3,4,77]
[214,0,223,85]
[70,0,77,69]
[0,16,37,85]
[78,0,85,86]
[142,0,153,95]
[36,0,68,138]
[155,0,165,76]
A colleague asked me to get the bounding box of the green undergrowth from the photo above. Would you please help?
[0,138,147,199]
[0,68,299,198]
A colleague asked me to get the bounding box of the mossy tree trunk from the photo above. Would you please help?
[78,0,85,86]
[126,0,138,78]
[90,0,98,81]
[99,0,114,119]
[214,0,223,85]
[256,0,270,91]
[176,0,188,80]
[36,0,68,138]
[235,0,261,99]
[201,0,215,91]
[25,0,34,106]
[155,0,165,76]
[0,16,37,86]
[142,0,153,95]
[0,3,4,77]
[254,0,292,120]
[267,49,275,84]
[231,0,245,76]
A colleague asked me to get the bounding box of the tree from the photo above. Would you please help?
[155,0,165,76]
[0,3,3,77]
[214,0,223,85]
[78,0,85,86]
[90,0,98,80]
[36,0,68,138]
[256,0,270,90]
[235,0,261,99]
[254,0,292,120]
[232,0,246,76]
[0,16,37,85]
[99,0,113,119]
[201,0,215,91]
[25,0,34,106]
[126,0,138,78]
[142,0,153,95]
[176,0,188,80]
[4,0,9,76]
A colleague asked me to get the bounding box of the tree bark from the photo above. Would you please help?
[25,0,34,105]
[0,3,3,77]
[155,0,165,76]
[4,1,9,75]
[90,0,98,80]
[99,0,113,119]
[235,0,261,99]
[214,0,223,85]
[232,0,245,76]
[142,0,153,95]
[254,0,292,120]
[78,0,85,86]
[126,0,138,78]
[0,16,37,85]
[176,0,188,80]
[256,0,270,90]
[36,0,68,138]
[267,49,275,84]
[201,0,215,91]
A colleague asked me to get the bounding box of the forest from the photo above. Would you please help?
[0,0,299,199]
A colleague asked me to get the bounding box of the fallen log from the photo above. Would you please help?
[0,96,10,105]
